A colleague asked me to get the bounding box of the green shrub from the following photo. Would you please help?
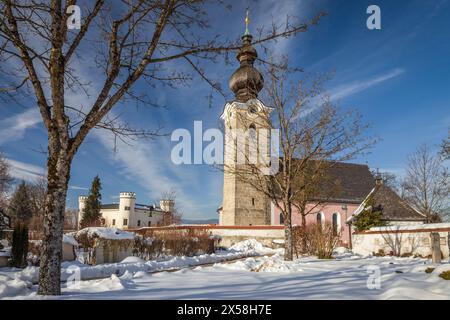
[439,270,450,280]
[425,267,435,274]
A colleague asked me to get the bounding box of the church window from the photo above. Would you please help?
[332,213,340,236]
[316,212,324,225]
[252,198,255,206]
[112,219,116,226]
[249,107,257,114]
[148,221,152,227]
[123,219,128,226]
[137,220,141,227]
[279,213,285,225]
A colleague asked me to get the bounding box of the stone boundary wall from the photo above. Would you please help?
[131,225,285,248]
[353,225,450,258]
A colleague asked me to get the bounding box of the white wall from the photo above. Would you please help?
[353,227,450,258]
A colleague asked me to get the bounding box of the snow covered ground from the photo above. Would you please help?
[1,240,450,300]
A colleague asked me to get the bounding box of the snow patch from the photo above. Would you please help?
[74,227,136,240]
[63,234,79,246]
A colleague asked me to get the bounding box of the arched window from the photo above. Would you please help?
[316,212,324,225]
[332,213,341,236]
[279,213,285,225]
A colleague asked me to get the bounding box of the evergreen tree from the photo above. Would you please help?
[11,222,28,268]
[80,175,102,228]
[353,196,386,232]
[8,181,33,224]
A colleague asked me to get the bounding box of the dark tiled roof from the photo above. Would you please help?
[317,162,375,202]
[294,161,375,203]
[372,184,426,221]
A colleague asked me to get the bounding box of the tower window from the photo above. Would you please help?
[252,198,255,206]
[112,219,116,226]
[123,219,128,226]
[124,206,130,211]
[249,107,257,114]
[148,221,152,227]
[137,220,141,227]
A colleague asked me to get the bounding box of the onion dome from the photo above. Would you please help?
[229,14,264,102]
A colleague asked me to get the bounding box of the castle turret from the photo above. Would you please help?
[160,199,175,212]
[77,195,88,228]
[119,192,136,212]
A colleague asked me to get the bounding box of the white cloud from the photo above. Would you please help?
[329,68,405,101]
[252,0,310,57]
[69,185,89,191]
[92,126,200,215]
[0,108,41,145]
[6,158,46,182]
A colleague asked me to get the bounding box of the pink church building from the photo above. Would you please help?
[271,162,374,247]
[270,162,426,247]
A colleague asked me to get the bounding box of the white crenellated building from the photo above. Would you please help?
[78,192,174,229]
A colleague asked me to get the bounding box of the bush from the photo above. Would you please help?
[372,249,385,257]
[425,267,435,274]
[74,227,215,263]
[293,223,340,259]
[439,270,450,280]
[11,222,28,268]
[134,228,214,259]
[400,252,413,258]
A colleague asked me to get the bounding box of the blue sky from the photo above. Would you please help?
[0,0,449,219]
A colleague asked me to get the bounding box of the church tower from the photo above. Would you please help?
[220,13,272,226]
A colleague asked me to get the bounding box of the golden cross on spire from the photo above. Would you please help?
[244,8,250,35]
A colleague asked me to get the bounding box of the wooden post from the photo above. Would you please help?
[348,222,353,250]
[448,232,450,261]
[431,232,441,264]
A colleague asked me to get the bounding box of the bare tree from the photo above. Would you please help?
[28,177,47,237]
[0,1,324,294]
[442,130,450,160]
[64,208,78,230]
[226,66,375,260]
[402,144,449,223]
[0,152,13,209]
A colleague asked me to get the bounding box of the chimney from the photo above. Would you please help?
[375,168,383,186]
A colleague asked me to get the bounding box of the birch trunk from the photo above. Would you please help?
[37,143,71,295]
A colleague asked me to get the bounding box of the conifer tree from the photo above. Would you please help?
[80,176,102,228]
[8,181,33,224]
[11,222,28,268]
[353,196,386,232]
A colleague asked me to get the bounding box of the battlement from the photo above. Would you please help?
[120,192,136,198]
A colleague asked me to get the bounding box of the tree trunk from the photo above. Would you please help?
[284,206,293,261]
[37,148,71,295]
[301,212,307,253]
